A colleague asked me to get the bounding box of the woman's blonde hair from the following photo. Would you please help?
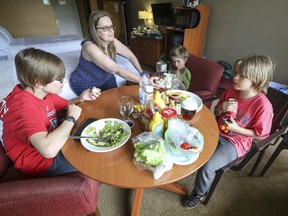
[233,54,275,94]
[15,48,65,90]
[87,10,116,60]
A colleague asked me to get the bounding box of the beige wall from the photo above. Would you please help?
[203,0,288,84]
[0,0,58,37]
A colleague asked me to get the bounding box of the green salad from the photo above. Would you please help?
[85,120,129,147]
[133,140,166,167]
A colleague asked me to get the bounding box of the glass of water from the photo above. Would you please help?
[172,74,181,89]
[118,96,134,127]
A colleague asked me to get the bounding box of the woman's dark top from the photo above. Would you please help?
[69,40,117,95]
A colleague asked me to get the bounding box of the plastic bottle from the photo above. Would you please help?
[149,111,164,137]
[140,85,155,131]
[153,90,166,111]
[139,72,150,105]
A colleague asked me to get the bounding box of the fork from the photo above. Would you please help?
[68,135,111,142]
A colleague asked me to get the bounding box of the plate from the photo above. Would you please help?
[164,126,204,165]
[168,152,200,165]
[161,90,203,112]
[80,118,131,153]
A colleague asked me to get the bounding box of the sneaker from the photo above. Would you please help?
[182,191,205,209]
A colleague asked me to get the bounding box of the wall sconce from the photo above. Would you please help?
[138,10,153,26]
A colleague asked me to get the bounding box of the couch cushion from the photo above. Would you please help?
[0,143,10,177]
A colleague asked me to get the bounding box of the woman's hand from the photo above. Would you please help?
[150,76,162,89]
[79,88,101,102]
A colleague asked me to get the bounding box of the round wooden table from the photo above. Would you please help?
[62,85,219,216]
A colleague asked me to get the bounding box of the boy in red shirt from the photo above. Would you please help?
[0,48,101,177]
[182,54,274,208]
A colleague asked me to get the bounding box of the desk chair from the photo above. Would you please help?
[203,87,288,205]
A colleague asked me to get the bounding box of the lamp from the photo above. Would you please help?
[138,10,153,26]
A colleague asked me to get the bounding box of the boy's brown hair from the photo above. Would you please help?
[15,48,65,90]
[233,54,275,94]
[170,44,189,59]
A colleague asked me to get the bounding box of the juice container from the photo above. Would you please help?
[226,98,238,119]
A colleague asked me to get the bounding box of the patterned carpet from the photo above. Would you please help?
[97,137,288,216]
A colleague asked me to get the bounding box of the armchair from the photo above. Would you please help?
[185,54,224,107]
[203,87,288,205]
[0,143,100,216]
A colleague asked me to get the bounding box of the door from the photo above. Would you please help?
[97,0,128,45]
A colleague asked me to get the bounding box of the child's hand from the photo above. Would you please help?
[221,100,237,113]
[67,104,82,120]
[224,116,239,132]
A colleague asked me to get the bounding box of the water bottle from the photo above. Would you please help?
[139,72,150,105]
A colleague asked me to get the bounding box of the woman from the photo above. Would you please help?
[70,11,157,95]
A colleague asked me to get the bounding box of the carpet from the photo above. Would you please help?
[97,141,288,216]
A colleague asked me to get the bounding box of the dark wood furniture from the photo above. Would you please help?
[165,4,210,57]
[129,35,164,67]
[62,85,219,216]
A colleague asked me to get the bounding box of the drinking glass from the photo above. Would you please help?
[172,74,181,89]
[181,98,198,122]
[119,96,134,127]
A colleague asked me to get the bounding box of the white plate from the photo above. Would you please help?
[162,90,203,112]
[168,152,200,165]
[80,118,131,153]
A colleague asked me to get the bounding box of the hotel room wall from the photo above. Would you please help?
[203,0,288,84]
[0,0,59,37]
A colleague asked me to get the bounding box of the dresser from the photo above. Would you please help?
[129,35,165,68]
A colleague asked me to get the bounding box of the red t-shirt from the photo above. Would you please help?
[0,85,68,176]
[216,88,273,157]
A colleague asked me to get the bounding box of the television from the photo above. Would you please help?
[174,9,200,29]
[151,3,174,26]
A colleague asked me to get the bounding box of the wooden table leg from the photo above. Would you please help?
[131,188,144,216]
[158,182,188,195]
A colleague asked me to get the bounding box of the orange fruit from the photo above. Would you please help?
[219,125,226,130]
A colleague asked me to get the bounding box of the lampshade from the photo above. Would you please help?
[138,11,153,20]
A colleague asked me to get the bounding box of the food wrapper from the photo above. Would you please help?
[132,132,173,179]
[166,118,204,158]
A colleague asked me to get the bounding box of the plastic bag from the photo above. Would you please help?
[132,132,173,179]
[165,118,204,159]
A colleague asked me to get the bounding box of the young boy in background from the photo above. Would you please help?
[170,44,191,90]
